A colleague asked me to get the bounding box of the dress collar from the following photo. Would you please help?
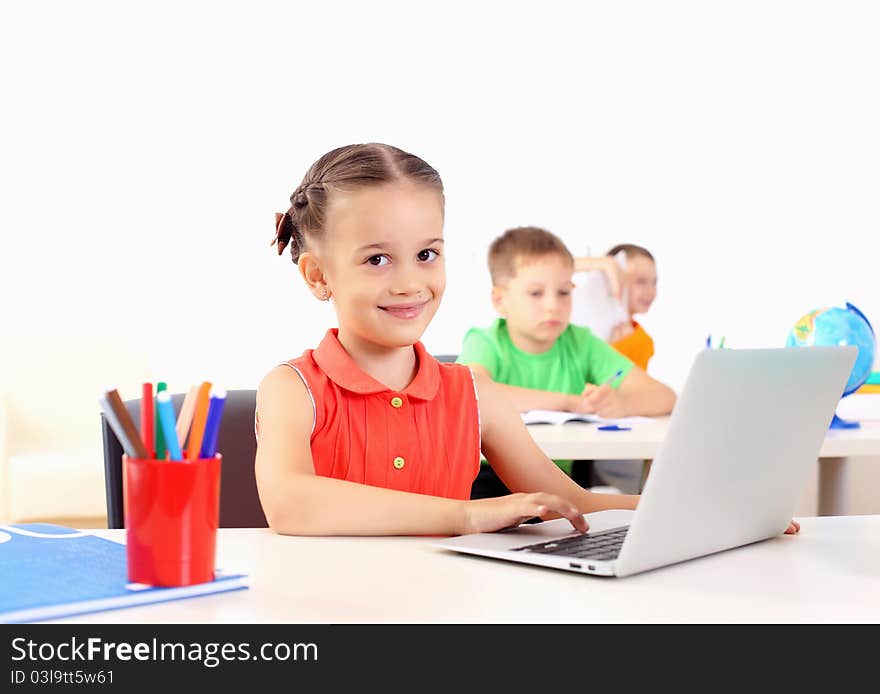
[312,329,440,399]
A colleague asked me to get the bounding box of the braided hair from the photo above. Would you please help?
[272,143,444,264]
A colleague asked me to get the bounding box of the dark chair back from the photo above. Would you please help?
[101,389,267,528]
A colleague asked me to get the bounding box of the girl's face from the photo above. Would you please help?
[625,255,657,316]
[316,182,446,351]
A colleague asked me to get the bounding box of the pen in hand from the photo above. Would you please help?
[581,369,624,398]
[602,369,624,388]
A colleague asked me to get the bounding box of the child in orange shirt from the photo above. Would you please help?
[256,143,649,536]
[605,243,658,371]
[592,243,660,493]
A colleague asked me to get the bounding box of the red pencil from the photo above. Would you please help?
[141,382,154,458]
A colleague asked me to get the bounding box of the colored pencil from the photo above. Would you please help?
[185,381,213,460]
[155,381,167,459]
[103,388,149,459]
[141,382,153,458]
[99,395,139,458]
[156,391,183,461]
[200,389,227,459]
[176,384,198,448]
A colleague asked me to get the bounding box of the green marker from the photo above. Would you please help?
[155,382,167,459]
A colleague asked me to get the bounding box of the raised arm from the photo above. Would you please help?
[572,255,624,299]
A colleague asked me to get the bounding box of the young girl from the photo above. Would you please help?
[257,143,797,537]
[605,243,658,371]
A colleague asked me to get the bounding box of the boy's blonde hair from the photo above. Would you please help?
[487,226,574,286]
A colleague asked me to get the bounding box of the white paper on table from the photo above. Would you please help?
[520,410,649,426]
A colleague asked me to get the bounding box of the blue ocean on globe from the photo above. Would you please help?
[785,302,876,396]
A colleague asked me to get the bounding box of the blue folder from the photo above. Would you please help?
[0,523,247,623]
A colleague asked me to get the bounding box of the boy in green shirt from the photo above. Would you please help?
[458,226,676,498]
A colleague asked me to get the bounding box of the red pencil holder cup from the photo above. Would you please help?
[123,455,221,587]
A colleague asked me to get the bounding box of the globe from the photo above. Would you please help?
[786,302,876,428]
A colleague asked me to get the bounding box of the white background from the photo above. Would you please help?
[2,0,878,396]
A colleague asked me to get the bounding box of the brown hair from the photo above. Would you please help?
[606,243,654,262]
[487,226,574,285]
[272,143,444,264]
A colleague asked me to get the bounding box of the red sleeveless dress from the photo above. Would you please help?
[284,329,481,500]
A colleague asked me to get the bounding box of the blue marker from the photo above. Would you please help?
[598,424,632,432]
[706,334,712,349]
[156,391,182,461]
[200,389,227,459]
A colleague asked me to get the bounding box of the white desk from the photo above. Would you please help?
[527,417,880,516]
[49,515,880,624]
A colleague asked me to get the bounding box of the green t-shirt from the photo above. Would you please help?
[457,318,634,474]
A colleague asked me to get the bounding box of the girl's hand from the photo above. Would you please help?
[574,255,625,299]
[461,492,589,535]
[784,519,801,535]
[574,383,629,418]
[598,256,625,300]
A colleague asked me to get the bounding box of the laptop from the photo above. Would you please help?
[435,346,856,577]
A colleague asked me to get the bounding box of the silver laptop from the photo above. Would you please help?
[436,346,856,577]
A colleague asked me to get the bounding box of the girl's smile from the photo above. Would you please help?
[379,300,430,320]
[299,181,446,358]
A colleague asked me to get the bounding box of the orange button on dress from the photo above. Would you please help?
[285,329,481,500]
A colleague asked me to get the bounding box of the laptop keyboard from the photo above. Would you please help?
[511,525,629,561]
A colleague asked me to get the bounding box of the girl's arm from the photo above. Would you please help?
[255,366,587,536]
[255,365,464,535]
[573,255,624,299]
[474,371,640,515]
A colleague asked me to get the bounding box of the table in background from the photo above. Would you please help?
[51,516,880,624]
[526,415,880,515]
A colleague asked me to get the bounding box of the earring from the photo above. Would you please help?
[321,288,330,301]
